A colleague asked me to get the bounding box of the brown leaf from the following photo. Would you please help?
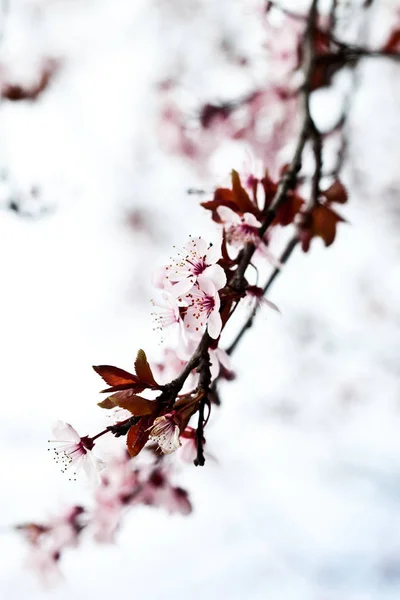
[383,29,400,53]
[93,365,140,387]
[314,204,345,246]
[201,188,237,222]
[108,391,158,416]
[93,365,145,393]
[134,349,158,388]
[126,416,154,457]
[231,170,256,214]
[275,193,304,226]
[97,398,116,409]
[261,172,278,210]
[322,180,348,204]
[300,204,345,252]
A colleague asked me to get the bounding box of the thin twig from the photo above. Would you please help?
[223,0,321,357]
[227,235,298,357]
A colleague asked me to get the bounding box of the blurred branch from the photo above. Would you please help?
[224,0,323,357]
[227,235,298,356]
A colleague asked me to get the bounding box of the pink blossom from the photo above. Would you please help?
[179,427,198,463]
[47,506,83,549]
[48,421,104,484]
[179,426,215,465]
[92,454,138,543]
[22,506,84,585]
[183,279,222,339]
[164,236,226,296]
[217,206,281,268]
[97,454,138,504]
[92,502,121,544]
[148,412,182,454]
[154,347,197,387]
[240,150,265,192]
[209,347,232,380]
[151,289,186,342]
[135,469,192,516]
[26,546,61,587]
[217,205,261,246]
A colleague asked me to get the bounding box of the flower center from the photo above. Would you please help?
[190,257,207,276]
[201,294,215,315]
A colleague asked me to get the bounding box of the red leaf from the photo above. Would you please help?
[275,192,304,226]
[126,416,154,457]
[107,391,158,416]
[383,29,400,53]
[93,365,140,387]
[201,171,263,223]
[322,180,348,204]
[300,204,345,252]
[231,170,257,214]
[101,383,147,393]
[315,29,331,55]
[261,172,278,210]
[201,189,237,222]
[97,397,116,409]
[134,349,158,388]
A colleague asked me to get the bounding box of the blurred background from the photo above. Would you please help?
[1,1,400,599]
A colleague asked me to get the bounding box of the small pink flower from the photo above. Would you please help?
[135,469,192,516]
[217,206,282,268]
[26,546,61,587]
[93,454,138,543]
[217,206,261,246]
[150,290,189,352]
[178,426,216,465]
[151,290,182,331]
[148,412,182,454]
[183,279,222,339]
[179,427,198,463]
[164,236,226,296]
[97,453,138,503]
[240,150,265,192]
[209,347,232,380]
[48,421,104,484]
[21,505,84,585]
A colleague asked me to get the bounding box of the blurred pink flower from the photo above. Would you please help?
[217,206,261,246]
[135,469,192,516]
[93,454,138,543]
[209,347,232,380]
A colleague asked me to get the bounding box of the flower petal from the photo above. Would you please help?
[243,212,261,227]
[186,236,208,257]
[207,310,222,339]
[200,264,226,291]
[169,277,196,297]
[217,205,239,225]
[205,242,222,264]
[52,421,80,443]
[195,277,216,297]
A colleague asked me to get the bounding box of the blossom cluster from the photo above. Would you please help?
[13,0,373,583]
[20,449,191,583]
